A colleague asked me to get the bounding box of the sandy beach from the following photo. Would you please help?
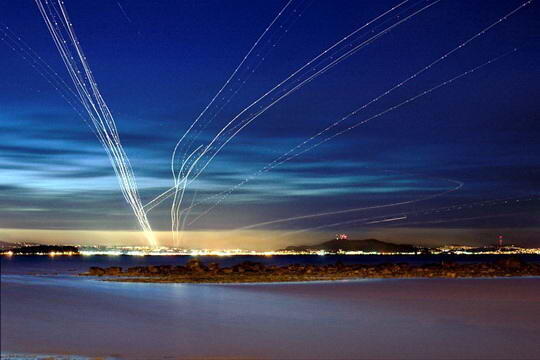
[2,275,540,359]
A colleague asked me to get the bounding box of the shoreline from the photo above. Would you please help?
[3,276,540,359]
[81,257,540,284]
[101,274,540,285]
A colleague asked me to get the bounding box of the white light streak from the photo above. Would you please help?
[35,0,157,247]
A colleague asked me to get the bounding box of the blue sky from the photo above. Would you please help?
[0,0,539,248]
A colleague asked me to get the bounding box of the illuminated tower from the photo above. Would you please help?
[498,235,503,248]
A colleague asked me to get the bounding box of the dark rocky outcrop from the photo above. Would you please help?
[81,257,540,283]
[495,257,524,269]
[88,266,105,276]
[186,258,207,272]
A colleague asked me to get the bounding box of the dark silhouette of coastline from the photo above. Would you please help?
[82,257,540,283]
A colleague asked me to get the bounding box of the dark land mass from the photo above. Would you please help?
[82,257,540,283]
[3,245,79,255]
[283,238,417,253]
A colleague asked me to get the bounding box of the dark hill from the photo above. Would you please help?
[283,238,417,253]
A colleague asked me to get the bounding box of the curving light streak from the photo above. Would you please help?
[231,50,517,233]
[171,146,203,245]
[236,176,463,230]
[145,0,417,212]
[183,0,533,225]
[287,48,518,162]
[0,24,98,138]
[272,196,538,239]
[169,46,520,227]
[173,0,314,172]
[170,0,297,185]
[230,48,522,234]
[177,0,421,178]
[169,0,313,246]
[146,0,531,224]
[383,212,531,227]
[179,0,437,185]
[35,0,157,247]
[365,216,408,225]
[169,1,439,239]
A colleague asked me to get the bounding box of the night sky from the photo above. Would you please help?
[1,0,539,249]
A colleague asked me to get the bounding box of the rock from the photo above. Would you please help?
[88,267,105,276]
[172,265,187,274]
[238,261,264,272]
[441,260,457,268]
[326,266,337,273]
[208,263,220,272]
[186,258,207,272]
[83,257,540,283]
[496,257,524,270]
[157,265,173,274]
[287,264,299,272]
[104,266,122,275]
[233,265,245,273]
[127,266,147,274]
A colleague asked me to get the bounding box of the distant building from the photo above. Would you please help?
[335,234,349,240]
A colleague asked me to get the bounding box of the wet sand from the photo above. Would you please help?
[2,276,540,359]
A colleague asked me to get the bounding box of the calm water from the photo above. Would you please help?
[2,254,540,275]
[2,255,540,359]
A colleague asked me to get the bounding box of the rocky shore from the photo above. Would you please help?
[80,257,540,283]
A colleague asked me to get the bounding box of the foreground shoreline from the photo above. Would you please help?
[3,276,540,359]
[81,257,540,283]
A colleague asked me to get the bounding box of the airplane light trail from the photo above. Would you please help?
[175,0,440,183]
[169,44,517,227]
[143,0,533,230]
[167,0,441,241]
[170,0,296,186]
[234,49,518,232]
[34,0,157,247]
[271,196,539,240]
[237,177,463,230]
[365,216,408,225]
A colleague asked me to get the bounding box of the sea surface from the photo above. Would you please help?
[2,255,540,359]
